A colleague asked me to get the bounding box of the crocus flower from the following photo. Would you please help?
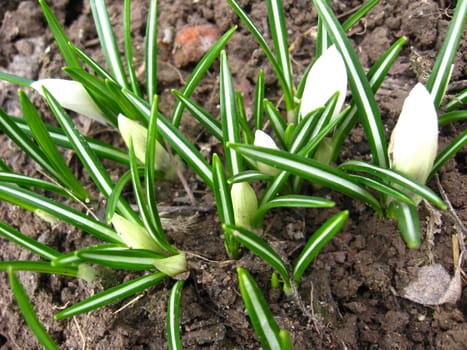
[118,114,182,180]
[388,83,438,203]
[231,182,258,229]
[30,79,107,124]
[299,45,347,120]
[254,130,280,176]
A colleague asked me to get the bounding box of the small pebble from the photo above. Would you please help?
[172,24,221,67]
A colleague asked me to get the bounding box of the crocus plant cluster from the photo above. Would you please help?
[0,0,465,349]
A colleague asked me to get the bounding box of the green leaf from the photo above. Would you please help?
[254,195,335,227]
[0,183,121,243]
[145,97,173,250]
[430,130,467,179]
[43,87,138,222]
[264,99,287,148]
[123,0,142,97]
[172,90,222,140]
[284,122,297,149]
[289,108,323,154]
[426,0,467,108]
[347,173,415,205]
[55,272,166,319]
[0,172,71,199]
[259,171,291,206]
[237,267,283,350]
[227,0,292,112]
[308,93,339,140]
[167,280,184,350]
[104,79,146,124]
[229,170,274,184]
[11,115,129,164]
[77,247,164,270]
[171,26,237,127]
[293,210,348,283]
[0,71,33,87]
[342,0,380,31]
[1,261,78,278]
[90,0,129,88]
[0,221,60,260]
[445,88,467,112]
[315,15,330,58]
[438,110,467,126]
[301,106,349,158]
[68,43,115,82]
[279,329,294,350]
[220,51,243,176]
[128,139,174,254]
[254,70,265,130]
[339,160,447,210]
[145,0,158,104]
[387,201,421,249]
[121,90,213,187]
[314,0,388,168]
[266,0,294,114]
[19,90,89,201]
[212,154,239,259]
[237,92,254,145]
[39,0,81,68]
[63,67,120,125]
[230,143,383,215]
[8,269,59,350]
[331,36,407,161]
[0,109,76,194]
[226,224,291,293]
[105,170,133,223]
[51,243,124,267]
[366,36,407,90]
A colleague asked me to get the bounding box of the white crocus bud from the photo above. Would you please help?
[389,83,438,203]
[231,182,258,229]
[118,114,181,180]
[254,130,280,176]
[111,213,165,253]
[299,45,347,120]
[30,79,107,124]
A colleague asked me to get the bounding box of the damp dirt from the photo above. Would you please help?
[0,0,466,349]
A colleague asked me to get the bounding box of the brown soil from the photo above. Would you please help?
[0,0,466,349]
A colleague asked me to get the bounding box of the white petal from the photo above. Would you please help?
[389,83,438,185]
[254,130,280,176]
[31,79,107,124]
[254,130,279,150]
[299,45,347,120]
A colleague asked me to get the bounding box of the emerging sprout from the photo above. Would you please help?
[388,83,438,203]
[231,182,259,230]
[30,79,107,124]
[254,130,280,176]
[153,253,187,277]
[111,213,165,253]
[299,45,347,120]
[77,264,96,282]
[118,114,182,180]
